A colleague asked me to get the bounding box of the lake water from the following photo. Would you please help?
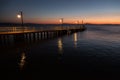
[0,25,120,79]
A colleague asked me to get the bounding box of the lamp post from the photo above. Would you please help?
[59,18,63,29]
[59,18,63,24]
[82,20,83,25]
[17,11,24,26]
[75,20,79,24]
[17,11,24,32]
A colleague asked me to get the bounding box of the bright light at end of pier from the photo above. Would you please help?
[17,14,21,18]
[59,19,62,23]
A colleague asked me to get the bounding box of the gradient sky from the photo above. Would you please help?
[1,0,120,24]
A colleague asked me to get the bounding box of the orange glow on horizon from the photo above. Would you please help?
[85,19,120,24]
[24,17,120,24]
[2,17,120,24]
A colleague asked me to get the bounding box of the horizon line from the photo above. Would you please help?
[0,22,120,25]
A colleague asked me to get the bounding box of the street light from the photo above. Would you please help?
[17,14,21,18]
[59,18,63,29]
[17,11,24,27]
[59,18,63,24]
[17,11,24,32]
[75,20,79,24]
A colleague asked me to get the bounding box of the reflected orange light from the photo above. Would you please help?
[58,38,63,54]
[19,52,26,70]
[73,33,78,48]
[74,33,77,42]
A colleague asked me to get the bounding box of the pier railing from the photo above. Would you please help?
[0,25,84,34]
[0,25,86,45]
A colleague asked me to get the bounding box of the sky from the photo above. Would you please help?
[0,0,120,24]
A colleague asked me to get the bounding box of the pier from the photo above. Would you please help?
[0,25,86,45]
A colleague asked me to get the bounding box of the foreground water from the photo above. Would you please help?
[0,25,120,79]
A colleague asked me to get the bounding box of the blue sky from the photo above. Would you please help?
[1,0,120,24]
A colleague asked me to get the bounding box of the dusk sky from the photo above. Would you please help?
[1,0,120,24]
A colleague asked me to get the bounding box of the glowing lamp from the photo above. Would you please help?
[59,19,62,23]
[17,14,21,18]
[59,18,63,24]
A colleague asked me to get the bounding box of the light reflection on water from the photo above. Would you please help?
[19,52,26,70]
[58,38,63,54]
[1,25,120,79]
[73,33,78,48]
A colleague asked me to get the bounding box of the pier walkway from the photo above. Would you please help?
[0,25,86,45]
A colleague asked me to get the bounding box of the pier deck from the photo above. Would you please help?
[0,25,86,45]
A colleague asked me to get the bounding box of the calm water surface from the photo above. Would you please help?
[0,25,120,79]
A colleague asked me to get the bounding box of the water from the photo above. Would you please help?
[0,25,120,79]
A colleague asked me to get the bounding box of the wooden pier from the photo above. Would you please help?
[0,25,86,45]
